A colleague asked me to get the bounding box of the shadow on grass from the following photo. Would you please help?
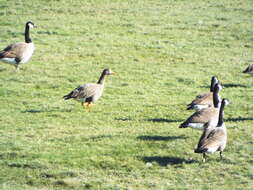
[115,117,132,121]
[201,83,248,88]
[146,118,183,123]
[137,135,188,141]
[222,83,248,88]
[141,156,197,166]
[21,108,72,113]
[226,117,253,122]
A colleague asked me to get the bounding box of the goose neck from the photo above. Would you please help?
[25,25,32,43]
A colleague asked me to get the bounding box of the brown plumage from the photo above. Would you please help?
[0,21,36,70]
[187,76,219,111]
[179,83,222,130]
[194,99,230,162]
[63,69,115,110]
[242,64,253,73]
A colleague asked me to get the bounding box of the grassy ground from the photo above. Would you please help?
[0,0,253,189]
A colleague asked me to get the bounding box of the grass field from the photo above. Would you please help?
[0,0,253,189]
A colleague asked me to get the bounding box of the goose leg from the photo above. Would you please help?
[15,64,20,72]
[202,153,206,163]
[87,102,95,111]
[81,102,88,109]
[220,151,223,160]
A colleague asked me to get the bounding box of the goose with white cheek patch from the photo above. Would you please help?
[179,83,222,130]
[194,98,230,162]
[63,69,115,111]
[0,21,36,70]
[187,76,219,111]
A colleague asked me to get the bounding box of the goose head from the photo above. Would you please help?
[26,21,36,29]
[103,68,115,76]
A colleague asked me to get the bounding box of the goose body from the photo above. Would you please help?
[194,99,229,162]
[179,83,222,130]
[179,107,219,130]
[0,21,35,70]
[187,76,219,111]
[63,69,114,109]
[64,83,104,103]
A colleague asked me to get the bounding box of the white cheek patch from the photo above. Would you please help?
[187,123,205,130]
[28,23,34,28]
[0,58,17,65]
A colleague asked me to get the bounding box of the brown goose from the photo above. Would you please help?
[242,64,253,73]
[187,76,219,111]
[0,21,36,70]
[179,83,222,130]
[63,69,115,110]
[194,98,230,162]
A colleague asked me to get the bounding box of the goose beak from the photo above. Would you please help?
[110,72,116,75]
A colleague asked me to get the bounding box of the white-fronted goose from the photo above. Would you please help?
[242,64,253,73]
[0,21,36,70]
[63,69,115,110]
[179,83,222,130]
[194,98,230,162]
[187,76,219,111]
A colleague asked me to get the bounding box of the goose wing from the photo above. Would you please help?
[0,42,27,59]
[63,83,101,100]
[186,108,216,123]
[200,129,226,150]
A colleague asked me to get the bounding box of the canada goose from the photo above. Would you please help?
[194,98,230,162]
[63,69,115,110]
[0,21,36,70]
[179,83,222,130]
[187,76,219,111]
[242,64,253,73]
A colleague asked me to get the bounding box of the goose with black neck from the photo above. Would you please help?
[0,21,36,70]
[194,98,230,162]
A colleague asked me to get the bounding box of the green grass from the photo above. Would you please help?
[0,0,253,189]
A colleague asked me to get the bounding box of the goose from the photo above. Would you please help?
[194,98,230,162]
[63,69,115,110]
[179,83,222,130]
[187,76,219,111]
[0,21,36,70]
[242,64,253,73]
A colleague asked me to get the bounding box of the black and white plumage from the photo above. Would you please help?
[63,69,115,110]
[187,76,219,111]
[179,83,222,130]
[194,99,230,162]
[0,21,36,70]
[242,64,253,74]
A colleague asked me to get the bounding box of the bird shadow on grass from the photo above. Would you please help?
[146,118,183,123]
[21,108,72,113]
[137,135,188,141]
[115,117,132,121]
[226,117,253,122]
[141,156,197,166]
[201,83,248,88]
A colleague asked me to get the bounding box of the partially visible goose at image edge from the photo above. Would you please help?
[0,21,36,70]
[242,64,253,73]
[63,69,115,111]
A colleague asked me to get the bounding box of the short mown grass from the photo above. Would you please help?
[0,0,253,189]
